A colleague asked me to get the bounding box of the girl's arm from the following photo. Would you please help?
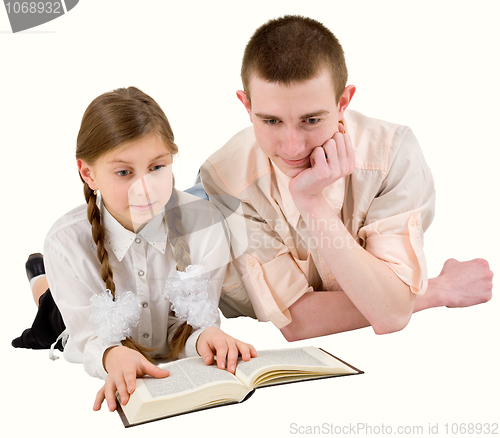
[44,237,121,379]
[44,241,168,411]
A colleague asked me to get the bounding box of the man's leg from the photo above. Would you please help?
[183,171,209,200]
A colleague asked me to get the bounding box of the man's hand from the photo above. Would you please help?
[289,123,355,200]
[93,346,170,412]
[196,327,257,373]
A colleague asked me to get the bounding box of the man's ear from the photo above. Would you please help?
[236,90,253,122]
[337,85,356,121]
[77,159,97,191]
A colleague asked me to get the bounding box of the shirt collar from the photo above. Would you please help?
[100,197,168,262]
[271,161,301,228]
[271,161,346,229]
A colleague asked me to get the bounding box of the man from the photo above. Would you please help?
[197,15,493,340]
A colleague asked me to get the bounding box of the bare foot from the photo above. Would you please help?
[428,258,493,308]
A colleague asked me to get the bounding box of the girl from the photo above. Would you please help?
[13,86,256,412]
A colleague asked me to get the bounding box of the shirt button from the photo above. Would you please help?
[143,333,149,339]
[142,302,148,308]
[248,260,255,267]
[135,238,141,244]
[138,270,145,276]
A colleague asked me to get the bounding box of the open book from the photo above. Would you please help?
[117,346,363,427]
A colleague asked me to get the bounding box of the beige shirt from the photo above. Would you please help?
[201,109,435,329]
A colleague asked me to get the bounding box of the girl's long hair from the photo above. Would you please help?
[76,87,193,360]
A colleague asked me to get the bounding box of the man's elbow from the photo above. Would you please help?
[371,312,412,335]
[280,323,306,342]
[372,287,416,335]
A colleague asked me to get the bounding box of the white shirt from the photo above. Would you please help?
[44,191,231,380]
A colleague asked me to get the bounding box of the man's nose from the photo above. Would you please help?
[281,127,306,158]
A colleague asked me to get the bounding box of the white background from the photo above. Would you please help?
[1,1,498,436]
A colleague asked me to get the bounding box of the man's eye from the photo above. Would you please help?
[305,118,320,124]
[116,170,130,177]
[264,119,279,125]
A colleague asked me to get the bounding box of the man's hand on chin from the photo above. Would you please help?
[289,124,355,205]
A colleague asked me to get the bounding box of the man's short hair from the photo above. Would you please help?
[241,15,348,102]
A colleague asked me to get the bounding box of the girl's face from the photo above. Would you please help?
[78,133,174,232]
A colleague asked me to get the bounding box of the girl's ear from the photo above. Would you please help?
[77,159,97,191]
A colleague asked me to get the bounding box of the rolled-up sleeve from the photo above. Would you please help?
[242,252,313,328]
[201,162,313,328]
[357,127,435,295]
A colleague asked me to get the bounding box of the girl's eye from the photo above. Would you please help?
[150,165,164,172]
[116,170,131,177]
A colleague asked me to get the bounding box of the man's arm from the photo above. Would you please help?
[280,290,370,341]
[285,126,493,339]
[293,195,416,335]
[288,128,417,335]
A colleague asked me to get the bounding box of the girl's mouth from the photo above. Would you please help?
[130,202,156,212]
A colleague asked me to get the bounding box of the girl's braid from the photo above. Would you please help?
[165,188,195,359]
[84,184,153,359]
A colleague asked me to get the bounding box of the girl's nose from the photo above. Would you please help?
[128,175,150,200]
[139,176,151,199]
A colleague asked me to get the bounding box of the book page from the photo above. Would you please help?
[234,347,357,388]
[143,357,241,399]
[236,348,325,379]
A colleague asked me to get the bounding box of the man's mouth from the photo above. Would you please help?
[280,155,310,167]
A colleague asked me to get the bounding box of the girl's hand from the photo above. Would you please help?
[196,327,257,373]
[93,346,170,412]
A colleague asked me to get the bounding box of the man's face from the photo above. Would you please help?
[239,69,345,178]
